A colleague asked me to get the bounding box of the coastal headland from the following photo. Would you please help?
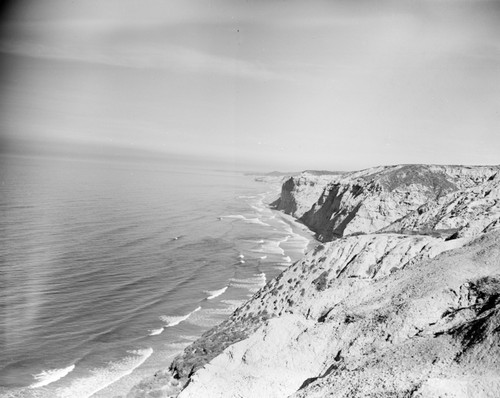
[130,164,500,398]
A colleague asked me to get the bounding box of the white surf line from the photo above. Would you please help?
[55,348,153,398]
[160,306,202,327]
[148,327,164,336]
[220,214,271,227]
[205,286,228,300]
[29,364,76,388]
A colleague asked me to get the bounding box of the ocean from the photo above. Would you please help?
[0,154,314,398]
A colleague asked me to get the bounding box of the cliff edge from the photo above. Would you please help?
[130,164,500,398]
[272,164,499,241]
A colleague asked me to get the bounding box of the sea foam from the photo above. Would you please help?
[160,306,201,327]
[222,214,245,219]
[148,328,164,336]
[205,286,228,300]
[29,364,76,388]
[221,215,270,227]
[245,218,270,227]
[257,240,285,255]
[55,348,153,398]
[229,273,266,293]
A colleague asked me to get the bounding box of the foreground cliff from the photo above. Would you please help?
[130,164,500,398]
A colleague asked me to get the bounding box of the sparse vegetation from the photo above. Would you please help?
[313,244,325,255]
[312,271,329,291]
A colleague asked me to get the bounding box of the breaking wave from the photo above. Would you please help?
[29,364,76,389]
[160,306,202,327]
[220,215,270,227]
[148,328,164,336]
[257,240,285,255]
[205,286,228,300]
[55,348,153,398]
[230,273,267,293]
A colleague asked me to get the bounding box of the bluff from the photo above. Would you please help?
[130,164,500,398]
[272,164,499,241]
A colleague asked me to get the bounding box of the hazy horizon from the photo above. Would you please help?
[1,0,499,171]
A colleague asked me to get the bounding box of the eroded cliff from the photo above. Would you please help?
[180,232,500,398]
[274,164,500,241]
[131,164,500,398]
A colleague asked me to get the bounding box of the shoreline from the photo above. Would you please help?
[2,169,311,398]
[104,181,317,398]
[162,165,500,398]
[124,181,316,398]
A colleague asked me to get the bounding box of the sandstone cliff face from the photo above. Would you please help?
[136,164,500,398]
[291,232,500,398]
[274,165,500,242]
[382,171,500,239]
[180,232,500,398]
[271,173,337,219]
[169,233,458,384]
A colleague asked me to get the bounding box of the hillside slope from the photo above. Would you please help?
[180,231,500,398]
[273,165,500,241]
[130,164,500,398]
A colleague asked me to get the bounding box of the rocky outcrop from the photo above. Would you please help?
[276,165,500,241]
[134,164,500,398]
[382,171,500,239]
[179,231,500,398]
[291,232,500,398]
[271,173,338,218]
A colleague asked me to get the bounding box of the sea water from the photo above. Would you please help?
[0,154,314,398]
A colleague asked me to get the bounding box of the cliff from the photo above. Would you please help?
[273,165,500,241]
[270,172,339,218]
[131,164,500,398]
[179,232,500,398]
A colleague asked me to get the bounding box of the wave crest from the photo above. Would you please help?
[160,306,201,327]
[55,348,153,398]
[148,328,164,336]
[29,364,76,388]
[205,286,228,300]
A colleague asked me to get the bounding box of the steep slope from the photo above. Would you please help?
[169,233,456,381]
[130,164,500,398]
[179,232,500,398]
[270,172,339,218]
[382,172,500,239]
[292,232,500,398]
[180,233,500,397]
[274,165,500,241]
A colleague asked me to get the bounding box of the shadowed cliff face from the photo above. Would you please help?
[131,164,500,398]
[274,165,500,242]
[270,173,337,219]
[271,177,298,216]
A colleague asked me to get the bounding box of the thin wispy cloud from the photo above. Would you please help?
[1,0,499,170]
[0,38,280,81]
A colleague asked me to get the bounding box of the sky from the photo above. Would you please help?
[0,0,499,171]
